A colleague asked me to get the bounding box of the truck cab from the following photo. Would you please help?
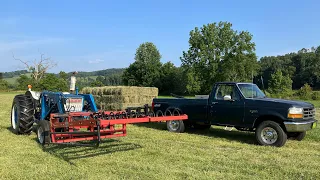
[152,82,318,147]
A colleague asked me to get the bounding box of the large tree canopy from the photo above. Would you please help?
[180,21,259,94]
[122,42,162,87]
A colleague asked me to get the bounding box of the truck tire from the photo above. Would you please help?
[167,120,185,133]
[255,121,287,147]
[37,120,51,145]
[288,131,306,141]
[10,94,35,135]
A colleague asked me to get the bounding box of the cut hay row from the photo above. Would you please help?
[81,86,158,110]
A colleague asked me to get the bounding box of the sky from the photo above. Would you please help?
[0,0,319,73]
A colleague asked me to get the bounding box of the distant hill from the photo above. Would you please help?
[74,68,125,78]
[2,70,29,78]
[1,68,125,86]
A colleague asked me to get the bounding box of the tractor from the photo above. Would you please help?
[10,73,188,147]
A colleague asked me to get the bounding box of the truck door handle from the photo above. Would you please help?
[212,102,218,104]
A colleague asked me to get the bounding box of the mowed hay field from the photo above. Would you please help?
[1,93,320,180]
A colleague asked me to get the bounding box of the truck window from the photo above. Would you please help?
[238,84,266,98]
[214,84,240,100]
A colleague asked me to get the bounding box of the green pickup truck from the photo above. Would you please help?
[152,82,318,147]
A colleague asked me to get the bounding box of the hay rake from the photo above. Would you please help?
[48,107,187,147]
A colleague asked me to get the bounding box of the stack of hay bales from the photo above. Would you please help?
[81,86,158,110]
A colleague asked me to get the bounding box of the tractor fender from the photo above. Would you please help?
[25,90,41,101]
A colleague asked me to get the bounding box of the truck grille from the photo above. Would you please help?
[303,108,315,119]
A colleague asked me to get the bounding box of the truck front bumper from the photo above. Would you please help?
[284,119,317,132]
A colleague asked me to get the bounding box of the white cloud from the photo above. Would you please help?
[88,59,105,64]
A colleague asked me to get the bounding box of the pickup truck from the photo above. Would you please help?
[152,82,318,147]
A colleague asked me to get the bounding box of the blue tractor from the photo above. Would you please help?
[10,74,188,146]
[10,75,99,145]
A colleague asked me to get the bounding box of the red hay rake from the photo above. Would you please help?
[46,107,188,147]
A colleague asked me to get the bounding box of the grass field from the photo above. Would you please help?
[0,93,320,179]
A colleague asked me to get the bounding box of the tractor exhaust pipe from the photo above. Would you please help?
[70,71,78,94]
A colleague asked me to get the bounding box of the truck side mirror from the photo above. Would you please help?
[223,95,232,101]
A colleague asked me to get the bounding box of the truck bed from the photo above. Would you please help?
[152,98,208,123]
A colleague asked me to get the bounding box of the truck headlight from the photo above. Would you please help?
[288,107,303,119]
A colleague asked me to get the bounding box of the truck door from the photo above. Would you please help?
[209,84,245,126]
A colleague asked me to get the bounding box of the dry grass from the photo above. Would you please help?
[0,93,320,180]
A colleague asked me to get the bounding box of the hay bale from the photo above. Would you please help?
[80,86,158,110]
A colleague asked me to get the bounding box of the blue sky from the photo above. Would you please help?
[0,0,319,73]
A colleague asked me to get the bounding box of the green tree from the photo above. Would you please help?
[159,62,187,95]
[0,79,9,90]
[180,21,259,94]
[96,76,104,84]
[59,71,68,80]
[297,83,313,100]
[16,75,33,90]
[185,70,201,94]
[122,42,162,87]
[39,74,68,92]
[268,70,292,96]
[90,80,104,87]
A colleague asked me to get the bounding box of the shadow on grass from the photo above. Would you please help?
[134,122,257,145]
[35,138,142,165]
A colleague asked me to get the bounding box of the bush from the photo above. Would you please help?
[297,83,313,100]
[0,79,9,90]
[312,91,320,100]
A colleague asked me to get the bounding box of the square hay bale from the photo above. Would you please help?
[81,86,158,111]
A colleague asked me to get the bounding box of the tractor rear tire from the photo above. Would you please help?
[37,120,51,145]
[10,95,35,135]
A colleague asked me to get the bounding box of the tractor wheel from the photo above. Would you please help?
[10,95,35,135]
[37,120,51,145]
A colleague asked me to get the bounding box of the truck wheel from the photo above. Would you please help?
[288,132,306,141]
[167,120,185,133]
[37,120,51,145]
[255,121,287,147]
[10,95,35,135]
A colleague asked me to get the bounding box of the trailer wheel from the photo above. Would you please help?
[167,120,185,133]
[37,120,51,145]
[255,121,287,147]
[10,95,35,135]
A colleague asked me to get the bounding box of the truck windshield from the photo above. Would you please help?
[238,84,266,98]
